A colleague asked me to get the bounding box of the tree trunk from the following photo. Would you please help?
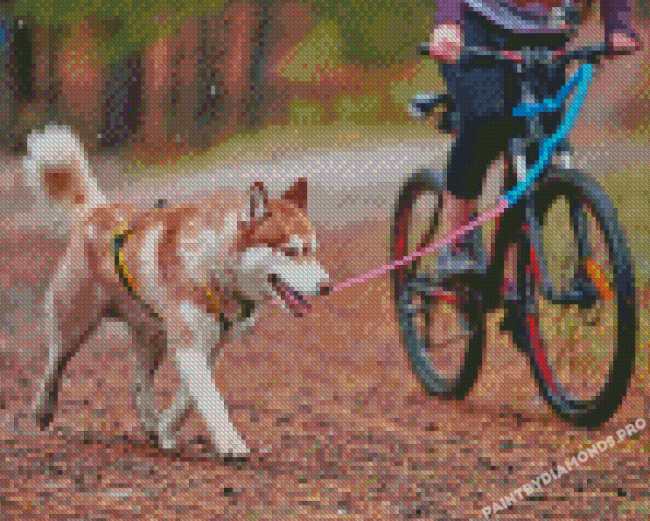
[262,1,315,126]
[101,53,142,150]
[248,0,272,129]
[222,1,260,134]
[58,20,105,150]
[195,15,227,151]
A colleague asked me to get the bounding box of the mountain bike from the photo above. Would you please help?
[392,42,637,428]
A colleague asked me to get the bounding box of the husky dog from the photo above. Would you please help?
[22,125,330,457]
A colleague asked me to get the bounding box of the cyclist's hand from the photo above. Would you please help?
[430,22,463,63]
[607,32,642,57]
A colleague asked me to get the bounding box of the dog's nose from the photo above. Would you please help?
[319,282,331,296]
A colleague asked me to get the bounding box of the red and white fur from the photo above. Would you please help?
[22,125,330,457]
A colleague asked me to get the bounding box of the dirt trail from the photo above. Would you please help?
[0,195,648,519]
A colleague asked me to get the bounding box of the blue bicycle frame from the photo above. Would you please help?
[504,62,593,205]
[414,42,630,208]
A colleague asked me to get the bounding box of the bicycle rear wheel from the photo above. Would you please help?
[519,167,637,427]
[392,169,485,398]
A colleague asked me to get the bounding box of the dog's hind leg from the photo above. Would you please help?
[33,256,107,430]
[157,381,191,451]
[130,323,167,446]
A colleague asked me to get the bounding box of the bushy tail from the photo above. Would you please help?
[22,125,106,209]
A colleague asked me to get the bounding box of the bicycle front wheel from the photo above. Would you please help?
[392,169,485,398]
[519,167,637,427]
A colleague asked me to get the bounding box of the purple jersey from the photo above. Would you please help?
[436,0,637,40]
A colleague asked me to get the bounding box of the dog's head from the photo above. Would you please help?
[231,178,330,316]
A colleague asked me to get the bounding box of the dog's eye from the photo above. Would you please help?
[284,247,300,257]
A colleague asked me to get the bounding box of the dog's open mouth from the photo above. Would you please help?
[269,275,311,316]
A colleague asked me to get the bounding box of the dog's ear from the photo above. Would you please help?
[248,181,268,220]
[284,178,308,209]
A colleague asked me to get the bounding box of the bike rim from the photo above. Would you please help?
[399,278,482,397]
[522,175,636,426]
[392,173,484,398]
[392,178,440,294]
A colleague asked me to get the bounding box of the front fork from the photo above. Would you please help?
[498,152,580,326]
[506,76,579,304]
[513,166,594,305]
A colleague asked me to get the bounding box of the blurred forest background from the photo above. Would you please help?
[1,0,648,164]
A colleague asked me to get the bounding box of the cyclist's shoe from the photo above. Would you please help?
[433,228,487,286]
[554,276,599,307]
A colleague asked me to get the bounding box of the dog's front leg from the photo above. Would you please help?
[157,338,226,452]
[170,301,248,457]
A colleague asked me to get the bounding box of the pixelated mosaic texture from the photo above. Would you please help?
[0,1,649,519]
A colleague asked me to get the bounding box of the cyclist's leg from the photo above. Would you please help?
[436,10,519,278]
[437,123,512,273]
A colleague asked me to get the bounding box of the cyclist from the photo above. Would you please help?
[429,0,642,291]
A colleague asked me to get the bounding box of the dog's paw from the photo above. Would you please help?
[2,412,43,441]
[155,417,180,451]
[32,409,54,432]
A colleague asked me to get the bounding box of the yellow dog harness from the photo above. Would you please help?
[110,216,224,321]
[109,206,256,335]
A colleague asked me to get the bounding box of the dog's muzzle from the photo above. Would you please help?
[268,274,323,316]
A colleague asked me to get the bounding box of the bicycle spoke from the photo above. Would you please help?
[537,199,617,402]
[402,278,476,382]
[393,170,484,398]
[520,170,636,427]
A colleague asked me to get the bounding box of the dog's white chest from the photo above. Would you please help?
[179,213,238,286]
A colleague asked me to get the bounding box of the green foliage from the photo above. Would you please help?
[334,95,381,125]
[14,0,227,64]
[288,100,328,125]
[389,59,443,111]
[308,0,437,65]
[277,20,343,82]
[14,0,438,66]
